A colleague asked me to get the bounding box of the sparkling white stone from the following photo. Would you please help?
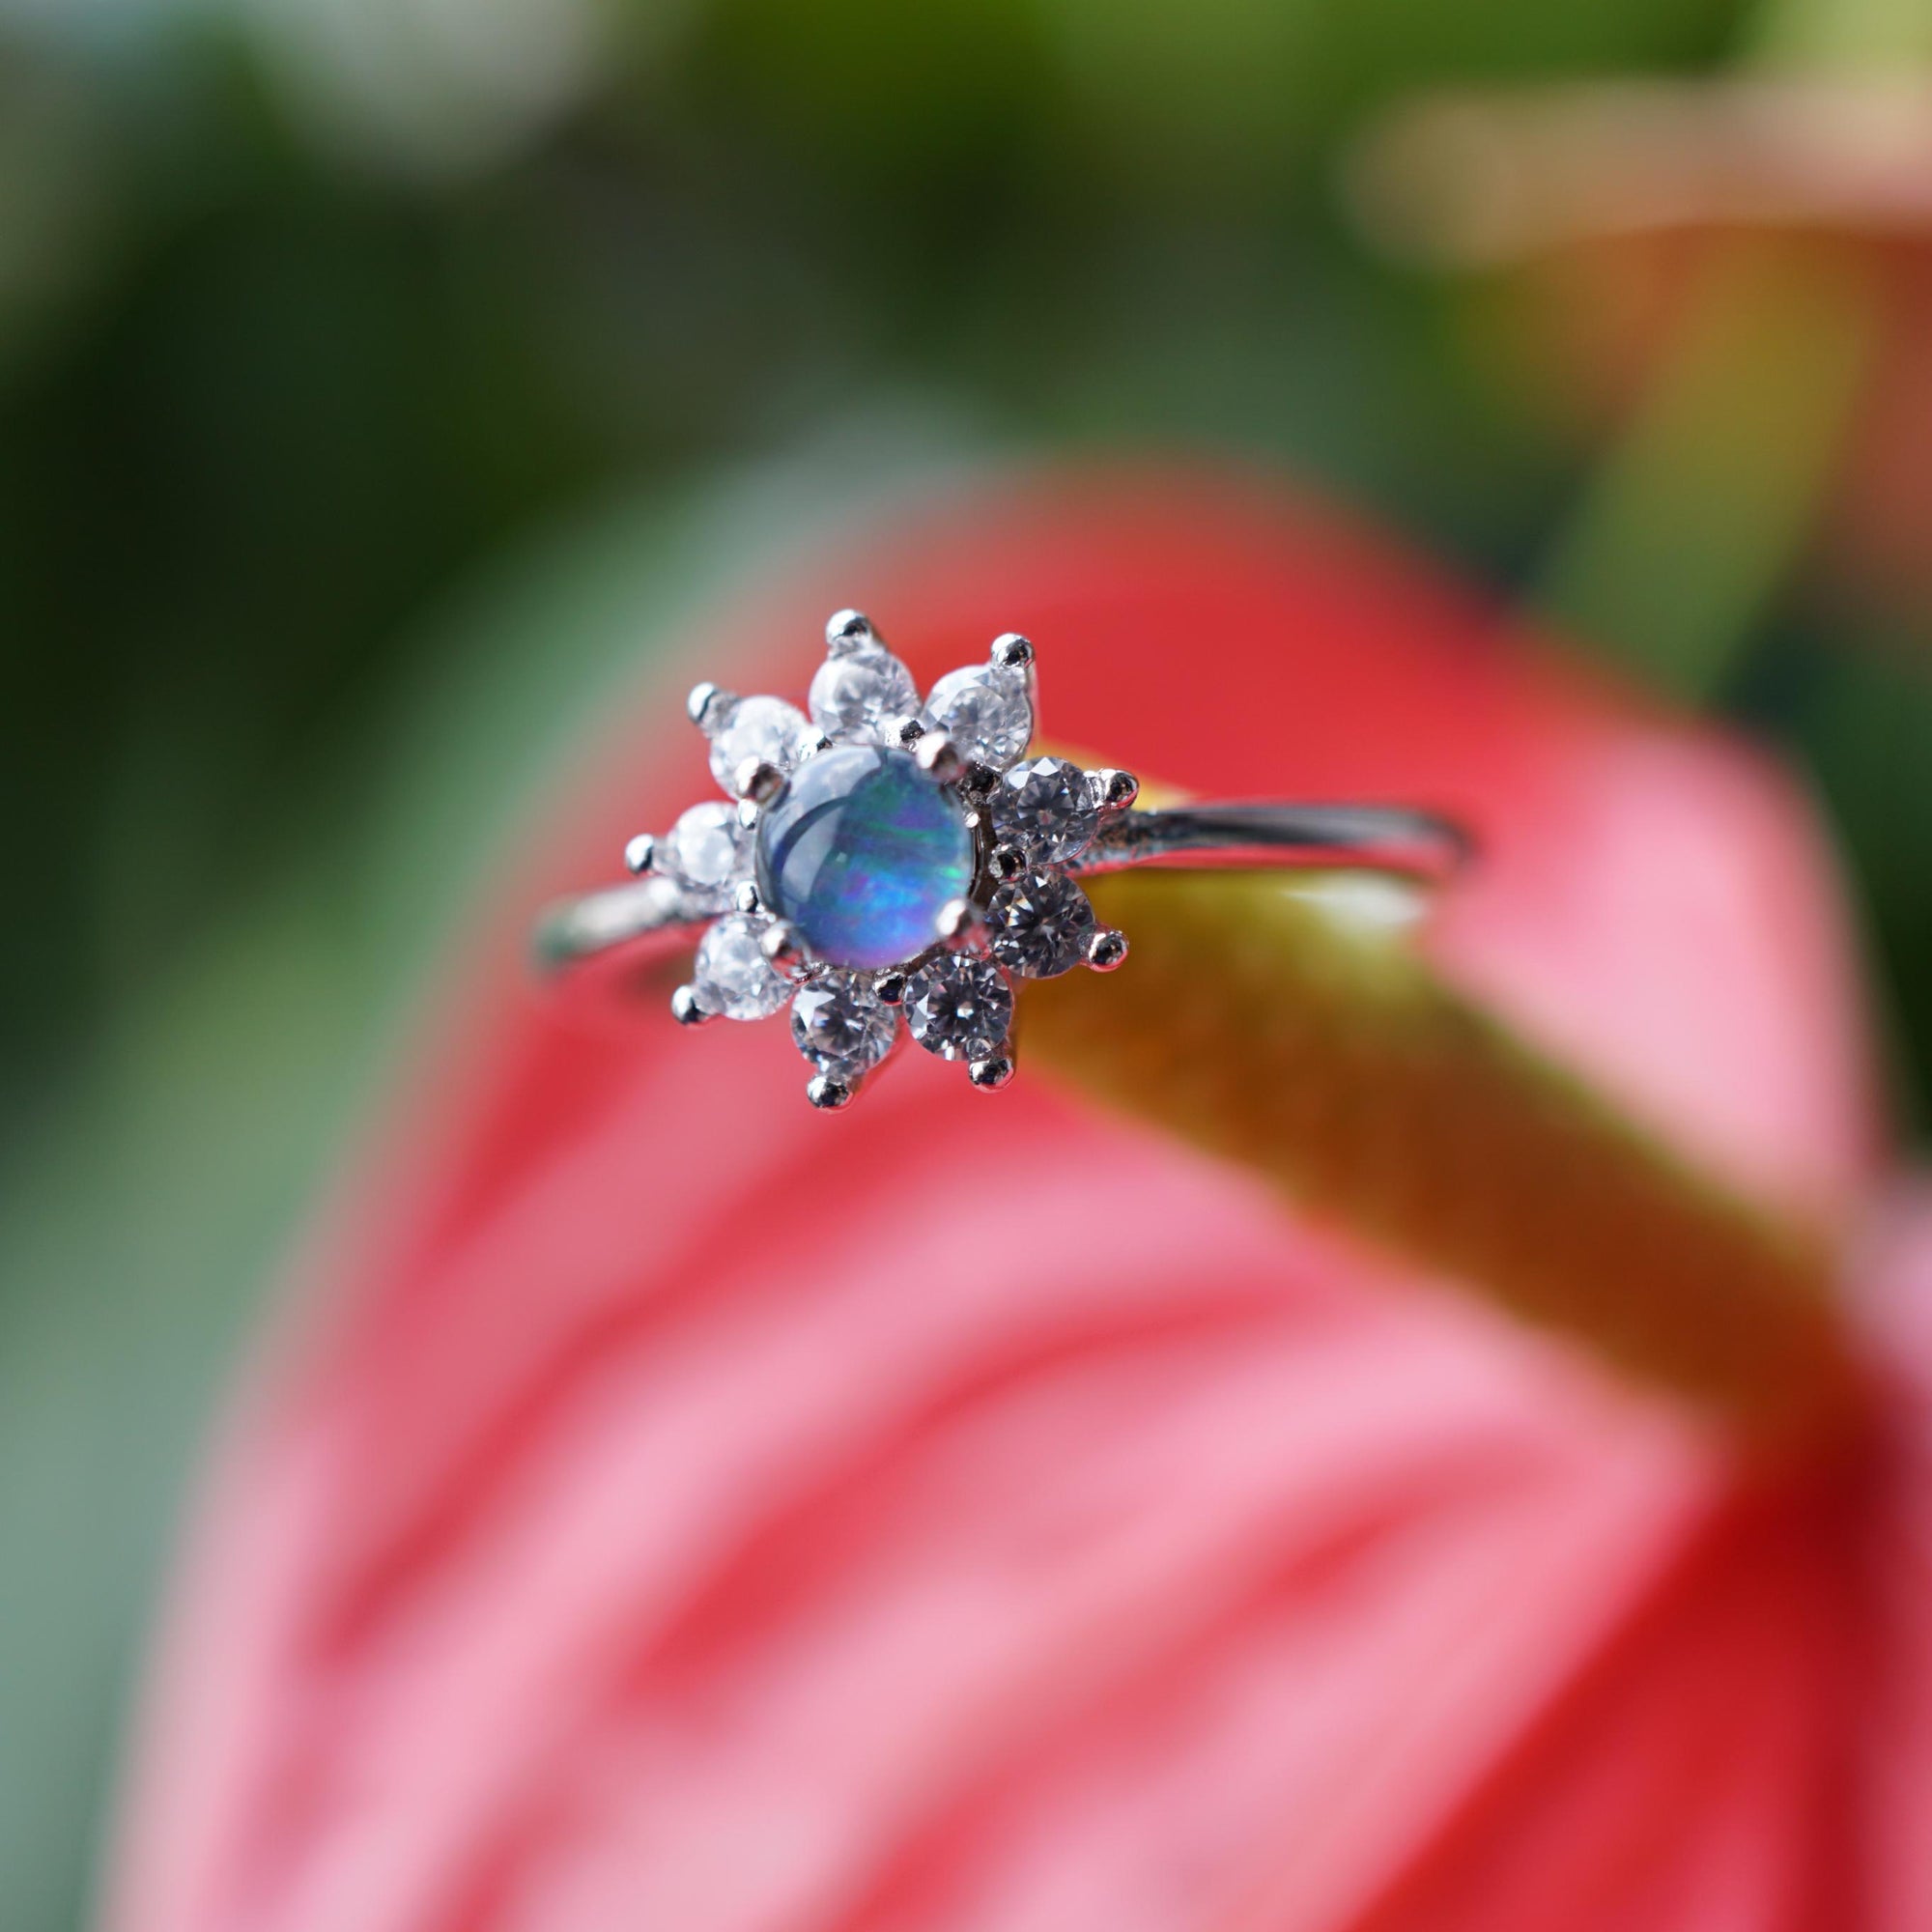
[791,973,898,1077]
[708,695,810,794]
[992,755,1098,863]
[921,664,1033,769]
[694,913,791,1019]
[809,645,918,745]
[661,801,750,903]
[988,867,1096,978]
[903,952,1013,1061]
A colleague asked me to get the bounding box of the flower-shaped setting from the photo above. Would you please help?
[623,611,1137,1107]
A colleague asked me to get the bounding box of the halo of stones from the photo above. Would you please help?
[624,610,1138,1107]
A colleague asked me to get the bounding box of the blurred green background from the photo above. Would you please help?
[4,0,1931,1925]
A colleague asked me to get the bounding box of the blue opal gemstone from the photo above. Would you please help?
[755,746,975,971]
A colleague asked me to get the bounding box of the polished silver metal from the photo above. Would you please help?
[735,757,786,805]
[934,896,978,942]
[533,609,1471,1108]
[825,609,874,654]
[968,1053,1015,1090]
[760,920,805,968]
[538,801,1463,974]
[1068,801,1467,883]
[915,732,965,784]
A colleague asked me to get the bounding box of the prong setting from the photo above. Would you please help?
[645,616,1134,1102]
[915,732,965,785]
[935,896,979,943]
[760,921,806,970]
[825,609,875,656]
[734,757,786,805]
[968,1052,1015,1091]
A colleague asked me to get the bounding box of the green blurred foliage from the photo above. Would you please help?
[4,0,1932,1925]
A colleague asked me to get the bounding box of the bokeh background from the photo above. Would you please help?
[5,0,1932,1925]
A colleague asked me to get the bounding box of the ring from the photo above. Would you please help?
[535,610,1469,1108]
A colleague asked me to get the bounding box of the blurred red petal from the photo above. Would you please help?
[107,470,1893,1932]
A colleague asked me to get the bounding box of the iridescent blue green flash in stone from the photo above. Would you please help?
[754,747,975,971]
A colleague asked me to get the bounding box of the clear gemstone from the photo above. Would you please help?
[991,756,1098,862]
[921,664,1032,769]
[903,953,1012,1060]
[708,695,810,794]
[662,801,749,903]
[791,973,898,1077]
[755,746,975,971]
[988,868,1095,978]
[693,914,791,1019]
[809,645,918,744]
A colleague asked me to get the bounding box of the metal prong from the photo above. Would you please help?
[737,798,762,831]
[760,921,805,969]
[990,634,1034,671]
[915,732,965,785]
[968,1052,1015,1091]
[807,1073,855,1110]
[935,897,979,942]
[874,970,907,1007]
[623,833,657,876]
[733,757,785,804]
[892,716,924,750]
[688,682,732,729]
[1094,767,1140,810]
[990,842,1025,881]
[734,880,761,915]
[670,983,712,1026]
[825,610,875,656]
[959,761,1000,802]
[1087,928,1129,972]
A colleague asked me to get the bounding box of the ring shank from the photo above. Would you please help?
[535,803,1467,974]
[1070,803,1467,883]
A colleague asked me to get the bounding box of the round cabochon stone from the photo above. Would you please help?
[754,746,975,971]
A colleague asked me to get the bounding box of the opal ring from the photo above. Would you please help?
[534,611,1467,1108]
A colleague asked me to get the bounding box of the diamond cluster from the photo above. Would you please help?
[623,611,1138,1107]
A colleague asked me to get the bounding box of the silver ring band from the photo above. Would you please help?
[536,802,1467,974]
